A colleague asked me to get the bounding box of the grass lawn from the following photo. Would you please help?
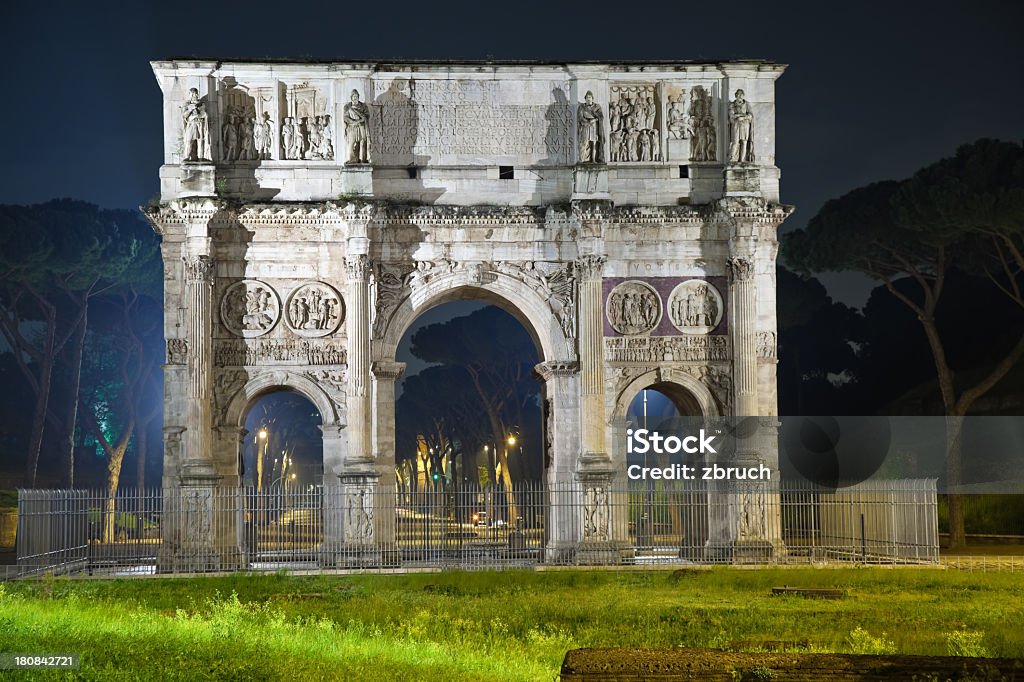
[1,567,1022,680]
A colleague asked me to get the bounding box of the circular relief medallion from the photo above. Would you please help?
[284,281,345,338]
[219,280,280,338]
[667,280,723,334]
[606,280,662,335]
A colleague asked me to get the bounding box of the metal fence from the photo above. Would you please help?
[13,479,938,577]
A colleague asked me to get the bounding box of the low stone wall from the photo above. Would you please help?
[560,647,1024,681]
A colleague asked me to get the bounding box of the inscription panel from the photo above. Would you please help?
[370,79,571,164]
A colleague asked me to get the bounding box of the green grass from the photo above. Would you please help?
[1,568,1022,680]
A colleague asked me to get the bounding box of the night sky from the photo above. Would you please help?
[2,1,1022,306]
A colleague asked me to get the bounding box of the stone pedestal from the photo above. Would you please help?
[575,460,633,565]
[340,164,373,196]
[725,165,761,195]
[178,162,216,197]
[689,162,725,203]
[572,164,610,200]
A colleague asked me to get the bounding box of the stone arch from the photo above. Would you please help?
[613,367,721,420]
[375,269,575,363]
[224,369,343,429]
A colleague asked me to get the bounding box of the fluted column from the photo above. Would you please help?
[345,253,373,469]
[183,255,215,466]
[576,254,608,463]
[728,256,758,420]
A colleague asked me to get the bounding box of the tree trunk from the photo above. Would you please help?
[24,366,52,487]
[102,441,130,543]
[59,300,89,488]
[135,421,147,490]
[945,414,967,550]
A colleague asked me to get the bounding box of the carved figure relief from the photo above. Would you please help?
[606,281,662,335]
[605,335,730,363]
[252,112,274,159]
[609,85,661,163]
[213,369,248,425]
[728,89,755,164]
[666,93,688,140]
[667,281,723,334]
[756,331,777,359]
[687,86,716,162]
[166,338,188,364]
[577,91,604,163]
[372,263,414,339]
[583,486,610,541]
[344,90,371,164]
[215,339,346,366]
[181,88,212,162]
[219,280,281,338]
[346,487,374,540]
[285,282,344,337]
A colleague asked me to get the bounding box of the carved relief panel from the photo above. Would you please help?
[281,82,334,160]
[606,280,662,335]
[284,282,344,337]
[219,280,281,337]
[609,84,661,163]
[667,281,723,334]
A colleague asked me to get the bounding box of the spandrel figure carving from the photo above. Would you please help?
[728,89,755,163]
[577,91,604,163]
[181,88,211,162]
[344,90,370,163]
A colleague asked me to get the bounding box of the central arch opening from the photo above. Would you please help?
[393,298,545,554]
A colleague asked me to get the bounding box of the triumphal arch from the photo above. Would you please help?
[146,59,791,570]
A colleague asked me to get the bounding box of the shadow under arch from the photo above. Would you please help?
[375,270,574,364]
[613,367,721,421]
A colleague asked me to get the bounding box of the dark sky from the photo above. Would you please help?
[2,1,1022,306]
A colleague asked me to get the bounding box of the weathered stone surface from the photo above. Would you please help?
[147,59,791,566]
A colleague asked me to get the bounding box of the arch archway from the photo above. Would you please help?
[373,272,577,483]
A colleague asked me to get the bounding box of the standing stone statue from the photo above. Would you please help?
[181,87,211,162]
[728,89,755,164]
[317,115,334,160]
[688,86,716,162]
[577,91,604,163]
[281,117,295,159]
[221,114,239,161]
[343,90,370,164]
[253,112,273,159]
[239,116,256,160]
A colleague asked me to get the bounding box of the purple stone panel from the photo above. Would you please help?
[602,276,729,337]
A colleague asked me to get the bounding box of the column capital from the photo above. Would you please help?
[184,254,215,283]
[575,254,607,281]
[371,359,406,380]
[533,360,579,382]
[727,257,755,282]
[346,254,372,281]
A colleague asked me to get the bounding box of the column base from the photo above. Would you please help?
[575,540,635,566]
[703,538,785,564]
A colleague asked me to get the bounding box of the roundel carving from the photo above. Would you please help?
[285,281,345,337]
[220,280,281,338]
[667,280,723,334]
[606,280,662,335]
